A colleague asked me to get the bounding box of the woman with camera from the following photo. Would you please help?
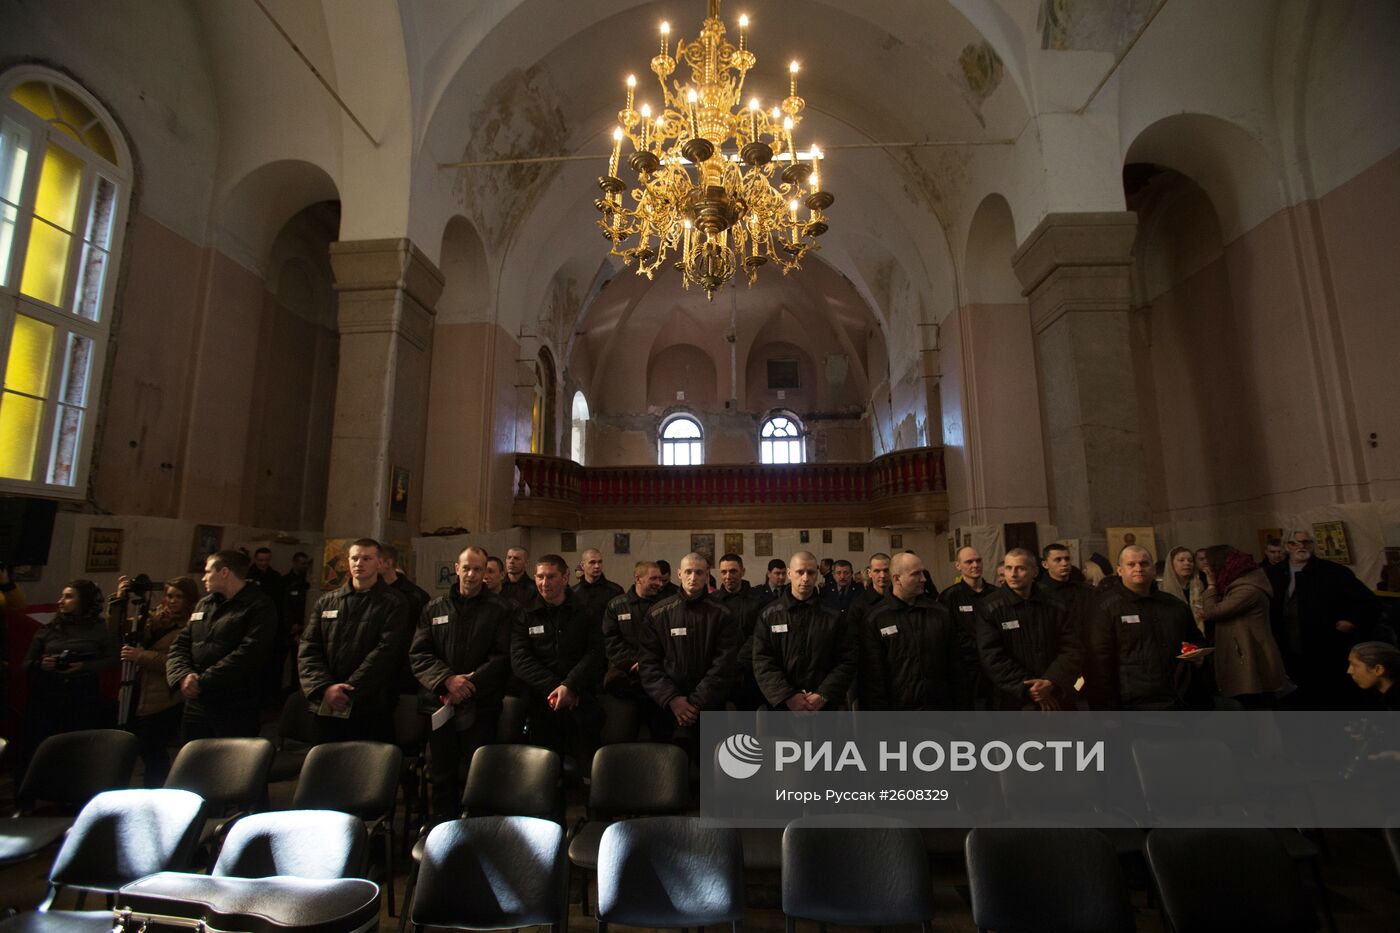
[114,575,199,785]
[22,579,118,757]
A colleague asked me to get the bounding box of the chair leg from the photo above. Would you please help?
[597,922,607,933]
[785,917,795,933]
[397,858,420,933]
[384,826,396,917]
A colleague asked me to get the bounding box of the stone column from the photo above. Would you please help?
[323,239,443,541]
[1011,212,1147,552]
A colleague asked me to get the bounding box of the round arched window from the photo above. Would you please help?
[760,412,805,464]
[660,413,703,466]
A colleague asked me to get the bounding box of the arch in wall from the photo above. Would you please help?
[531,346,557,455]
[214,159,340,274]
[570,389,589,464]
[1125,113,1285,244]
[647,343,719,412]
[437,214,491,324]
[963,193,1022,306]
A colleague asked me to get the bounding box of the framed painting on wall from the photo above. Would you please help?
[613,532,630,555]
[322,538,351,590]
[85,528,122,573]
[1105,527,1157,564]
[189,524,223,573]
[754,533,773,557]
[891,534,904,549]
[560,532,577,553]
[691,533,716,564]
[799,530,810,544]
[821,529,833,544]
[724,532,744,556]
[1312,521,1351,563]
[389,466,410,521]
[848,531,864,553]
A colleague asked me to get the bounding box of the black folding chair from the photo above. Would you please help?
[212,809,369,879]
[783,816,934,933]
[266,691,317,784]
[164,736,275,863]
[597,816,744,933]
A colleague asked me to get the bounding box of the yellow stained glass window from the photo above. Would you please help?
[34,144,81,228]
[9,81,115,165]
[0,392,43,480]
[5,314,55,396]
[20,218,71,307]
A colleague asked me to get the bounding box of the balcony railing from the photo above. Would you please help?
[513,446,947,529]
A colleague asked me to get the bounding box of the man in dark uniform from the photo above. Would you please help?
[751,551,858,711]
[756,559,787,603]
[409,545,514,821]
[600,560,665,741]
[976,548,1081,710]
[711,553,766,710]
[483,555,506,596]
[512,554,606,779]
[939,546,999,707]
[1088,545,1205,710]
[500,546,536,608]
[299,538,413,743]
[639,552,739,760]
[168,549,278,741]
[655,559,680,600]
[381,544,431,620]
[849,552,893,629]
[1038,542,1097,696]
[573,547,624,627]
[860,552,973,710]
[820,559,863,618]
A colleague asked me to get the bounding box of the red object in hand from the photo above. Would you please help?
[1181,642,1199,654]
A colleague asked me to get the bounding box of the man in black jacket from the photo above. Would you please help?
[512,554,606,778]
[711,553,766,709]
[1088,546,1204,710]
[849,553,893,629]
[639,552,739,759]
[976,549,1082,710]
[500,546,536,608]
[299,538,413,743]
[1268,529,1380,708]
[756,559,787,603]
[382,544,430,619]
[751,552,858,711]
[820,560,862,618]
[860,552,973,710]
[409,544,515,820]
[600,560,665,741]
[168,549,278,741]
[939,546,999,707]
[1038,542,1097,696]
[573,548,625,627]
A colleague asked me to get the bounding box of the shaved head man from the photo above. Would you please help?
[572,546,624,631]
[600,560,667,741]
[751,552,858,712]
[860,551,973,710]
[974,548,1081,711]
[500,546,535,608]
[711,553,766,709]
[938,544,1001,707]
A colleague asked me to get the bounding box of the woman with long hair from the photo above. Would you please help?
[1198,545,1288,707]
[116,575,200,785]
[23,579,118,756]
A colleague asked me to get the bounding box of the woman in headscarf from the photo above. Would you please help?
[1160,546,1206,631]
[1198,545,1288,707]
[115,575,200,785]
[23,579,119,754]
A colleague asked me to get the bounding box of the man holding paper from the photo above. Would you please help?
[409,545,514,822]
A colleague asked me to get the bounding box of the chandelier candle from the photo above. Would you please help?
[594,0,835,299]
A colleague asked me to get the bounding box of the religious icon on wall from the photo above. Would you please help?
[389,466,410,521]
[560,532,577,553]
[189,524,224,573]
[1312,521,1351,563]
[724,532,744,556]
[435,561,455,590]
[322,538,352,590]
[85,527,122,573]
[848,532,864,553]
[891,534,904,549]
[614,532,630,555]
[822,529,833,544]
[691,533,716,564]
[1105,527,1157,564]
[754,533,773,557]
[799,530,810,544]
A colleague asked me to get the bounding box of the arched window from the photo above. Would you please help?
[659,413,703,466]
[760,412,806,464]
[0,69,130,495]
[570,390,589,464]
[530,347,556,455]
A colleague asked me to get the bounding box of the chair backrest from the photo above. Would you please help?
[1146,829,1318,933]
[463,744,562,820]
[588,742,689,817]
[783,816,933,927]
[597,817,744,927]
[1132,737,1237,817]
[17,729,138,813]
[165,737,275,812]
[291,741,402,821]
[212,810,369,879]
[49,788,206,895]
[412,816,566,930]
[965,827,1134,933]
[277,691,317,748]
[394,693,427,748]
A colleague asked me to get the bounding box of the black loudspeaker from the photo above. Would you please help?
[0,496,58,566]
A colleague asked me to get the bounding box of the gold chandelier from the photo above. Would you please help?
[594,0,834,300]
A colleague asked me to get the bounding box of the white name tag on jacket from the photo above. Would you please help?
[618,612,632,621]
[190,611,205,621]
[1121,614,1142,625]
[432,615,450,626]
[959,605,974,613]
[528,625,545,635]
[1001,619,1020,631]
[771,623,789,633]
[321,609,338,619]
[880,625,899,637]
[670,627,687,636]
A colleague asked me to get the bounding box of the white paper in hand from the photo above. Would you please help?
[431,703,454,731]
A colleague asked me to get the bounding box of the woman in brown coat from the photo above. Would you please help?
[1198,545,1289,707]
[116,575,199,786]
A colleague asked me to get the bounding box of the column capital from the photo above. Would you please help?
[329,238,444,351]
[1011,212,1137,333]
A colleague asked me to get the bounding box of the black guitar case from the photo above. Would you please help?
[114,873,380,933]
